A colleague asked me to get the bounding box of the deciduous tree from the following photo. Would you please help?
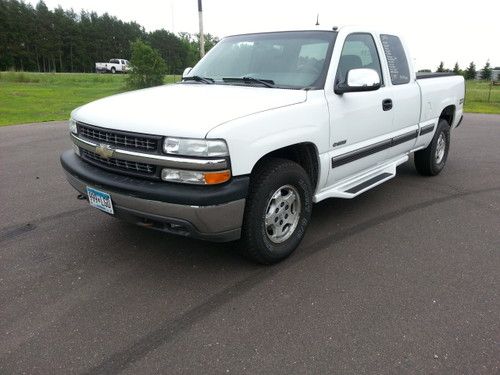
[126,40,167,89]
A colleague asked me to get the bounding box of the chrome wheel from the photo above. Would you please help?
[264,185,301,244]
[435,132,446,164]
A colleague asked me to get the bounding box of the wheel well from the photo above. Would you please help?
[252,143,319,190]
[440,105,455,126]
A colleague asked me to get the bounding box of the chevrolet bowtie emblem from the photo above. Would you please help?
[95,144,114,159]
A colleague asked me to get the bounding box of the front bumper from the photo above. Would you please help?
[60,150,249,242]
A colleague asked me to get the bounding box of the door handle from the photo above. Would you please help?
[382,99,393,111]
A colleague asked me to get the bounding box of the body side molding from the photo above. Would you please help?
[419,124,435,135]
[331,130,418,168]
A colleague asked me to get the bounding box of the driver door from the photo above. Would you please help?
[325,33,394,185]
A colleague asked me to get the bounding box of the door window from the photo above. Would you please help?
[336,33,383,84]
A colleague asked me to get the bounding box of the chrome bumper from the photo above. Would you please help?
[65,171,245,242]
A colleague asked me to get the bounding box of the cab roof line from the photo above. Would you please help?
[224,30,338,38]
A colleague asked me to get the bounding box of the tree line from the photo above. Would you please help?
[419,61,498,80]
[0,0,218,74]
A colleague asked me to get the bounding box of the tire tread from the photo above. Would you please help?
[241,158,311,264]
[414,119,450,176]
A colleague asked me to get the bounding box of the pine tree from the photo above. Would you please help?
[480,60,492,80]
[0,0,211,72]
[464,62,477,80]
[453,62,461,75]
[436,61,445,72]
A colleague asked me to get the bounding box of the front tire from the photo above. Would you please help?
[111,67,116,74]
[241,158,313,264]
[414,119,450,176]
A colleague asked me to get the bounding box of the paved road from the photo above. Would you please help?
[0,114,499,374]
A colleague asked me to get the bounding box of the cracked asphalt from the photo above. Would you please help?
[0,113,499,374]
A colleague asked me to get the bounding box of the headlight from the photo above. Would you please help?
[163,137,228,157]
[69,118,77,134]
[161,168,231,185]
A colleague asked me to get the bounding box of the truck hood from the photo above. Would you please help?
[73,84,307,138]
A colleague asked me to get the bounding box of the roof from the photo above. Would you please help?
[225,29,338,38]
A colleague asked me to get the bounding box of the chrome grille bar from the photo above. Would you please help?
[81,149,156,175]
[77,122,159,152]
[71,133,228,171]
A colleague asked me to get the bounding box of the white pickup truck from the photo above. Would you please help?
[62,27,465,264]
[95,59,130,74]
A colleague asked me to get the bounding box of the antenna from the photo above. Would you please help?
[315,14,320,26]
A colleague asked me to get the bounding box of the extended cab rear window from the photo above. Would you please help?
[380,34,410,85]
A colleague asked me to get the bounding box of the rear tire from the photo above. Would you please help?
[111,67,116,74]
[414,119,450,176]
[241,158,313,264]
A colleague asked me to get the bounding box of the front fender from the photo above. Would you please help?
[206,91,330,177]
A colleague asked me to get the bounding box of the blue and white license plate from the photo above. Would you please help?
[86,186,114,214]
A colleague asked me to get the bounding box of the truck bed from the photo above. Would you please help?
[416,72,457,79]
[416,74,465,127]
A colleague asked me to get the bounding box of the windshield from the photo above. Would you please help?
[186,31,337,89]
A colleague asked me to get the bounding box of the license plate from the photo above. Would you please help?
[86,186,114,214]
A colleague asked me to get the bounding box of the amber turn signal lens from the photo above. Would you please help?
[203,170,231,185]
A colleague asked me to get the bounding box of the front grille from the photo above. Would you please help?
[81,149,157,178]
[77,122,160,153]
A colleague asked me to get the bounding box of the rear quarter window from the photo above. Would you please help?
[380,34,410,85]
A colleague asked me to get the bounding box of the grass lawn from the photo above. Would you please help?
[0,72,179,126]
[0,72,498,126]
[463,80,500,114]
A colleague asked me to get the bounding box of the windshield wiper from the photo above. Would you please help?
[222,76,275,88]
[183,75,214,84]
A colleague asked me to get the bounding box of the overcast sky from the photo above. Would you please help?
[28,0,499,71]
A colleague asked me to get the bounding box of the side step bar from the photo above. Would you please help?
[346,172,392,194]
[314,155,408,201]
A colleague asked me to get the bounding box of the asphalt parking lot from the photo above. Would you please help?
[0,113,499,374]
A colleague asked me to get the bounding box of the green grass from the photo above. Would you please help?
[0,72,180,126]
[0,73,499,126]
[463,80,500,114]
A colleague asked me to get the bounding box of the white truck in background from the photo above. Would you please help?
[95,59,130,74]
[62,27,465,264]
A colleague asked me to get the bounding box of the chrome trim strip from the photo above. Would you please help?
[71,133,228,171]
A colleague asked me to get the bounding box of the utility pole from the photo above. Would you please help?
[171,2,175,33]
[198,0,205,58]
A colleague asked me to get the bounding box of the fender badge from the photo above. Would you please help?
[332,139,347,148]
[95,144,114,159]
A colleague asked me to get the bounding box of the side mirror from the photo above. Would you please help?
[335,68,381,94]
[182,67,192,78]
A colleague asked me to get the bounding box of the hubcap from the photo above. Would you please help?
[264,185,301,244]
[435,132,446,164]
